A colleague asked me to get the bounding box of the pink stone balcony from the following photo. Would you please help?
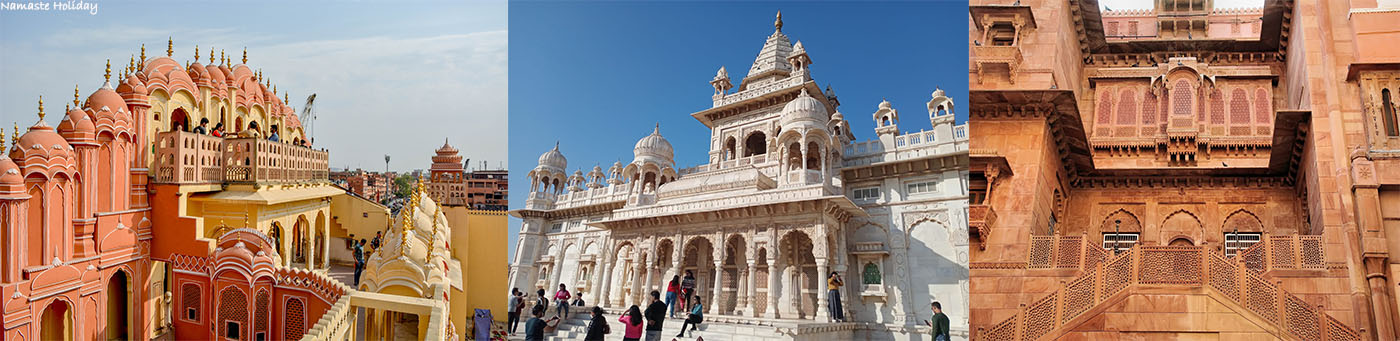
[972,45,1023,84]
[154,131,329,184]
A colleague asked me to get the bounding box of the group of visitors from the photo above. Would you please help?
[176,118,312,147]
[348,231,382,286]
[502,272,952,341]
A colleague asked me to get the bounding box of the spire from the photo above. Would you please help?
[1,127,5,153]
[221,49,226,65]
[166,37,173,57]
[194,45,200,61]
[127,56,134,75]
[139,43,146,64]
[775,11,783,32]
[73,84,80,107]
[36,96,45,122]
[209,47,215,64]
[242,47,248,64]
[104,59,111,82]
[654,122,660,135]
[11,123,17,145]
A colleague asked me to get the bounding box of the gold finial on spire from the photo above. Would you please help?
[242,47,248,64]
[166,37,173,57]
[37,96,45,122]
[775,11,783,32]
[209,47,215,64]
[284,92,289,104]
[73,84,81,107]
[140,44,146,63]
[194,45,200,62]
[1,127,6,152]
[221,49,226,65]
[11,123,18,145]
[104,59,111,81]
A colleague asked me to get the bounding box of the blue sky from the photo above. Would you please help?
[508,1,969,256]
[1,0,507,172]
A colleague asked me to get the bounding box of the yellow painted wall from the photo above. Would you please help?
[443,207,508,327]
[330,193,390,240]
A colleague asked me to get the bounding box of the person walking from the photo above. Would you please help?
[680,271,696,311]
[924,301,950,341]
[676,297,703,338]
[554,283,572,319]
[827,272,845,322]
[352,239,366,285]
[643,290,667,341]
[619,305,644,341]
[508,288,525,335]
[583,306,610,341]
[665,276,681,318]
[523,305,560,341]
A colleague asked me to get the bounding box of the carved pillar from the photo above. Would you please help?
[643,258,656,301]
[743,260,757,316]
[1352,151,1398,339]
[708,260,723,315]
[816,257,831,321]
[630,261,645,307]
[765,256,782,319]
[592,255,609,307]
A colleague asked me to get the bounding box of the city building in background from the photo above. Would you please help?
[428,140,509,211]
[331,168,392,203]
[967,0,1399,339]
[509,13,970,340]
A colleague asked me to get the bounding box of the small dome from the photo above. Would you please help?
[118,73,148,95]
[793,40,806,54]
[85,86,127,114]
[878,99,892,109]
[0,158,20,186]
[932,88,945,99]
[538,143,567,170]
[633,125,674,161]
[57,107,95,136]
[13,124,74,161]
[205,64,226,85]
[831,111,844,120]
[779,88,829,127]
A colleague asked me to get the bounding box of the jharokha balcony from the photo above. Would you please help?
[968,204,996,246]
[153,131,330,184]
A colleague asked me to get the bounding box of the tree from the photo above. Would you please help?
[393,174,414,199]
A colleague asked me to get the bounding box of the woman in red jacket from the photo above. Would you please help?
[665,276,681,318]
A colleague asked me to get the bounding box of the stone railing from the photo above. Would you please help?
[153,131,329,184]
[1025,235,1108,271]
[1237,234,1326,273]
[301,290,454,341]
[679,153,772,176]
[973,45,1023,65]
[977,245,1361,341]
[712,74,806,108]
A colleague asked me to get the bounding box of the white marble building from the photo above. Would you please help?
[509,13,969,340]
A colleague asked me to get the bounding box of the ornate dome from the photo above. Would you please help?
[932,88,946,99]
[0,157,20,187]
[538,142,567,170]
[118,73,148,96]
[85,84,128,115]
[14,124,74,162]
[57,106,95,137]
[779,88,829,127]
[633,125,674,161]
[878,99,893,109]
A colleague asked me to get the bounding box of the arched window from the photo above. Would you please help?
[1230,89,1250,135]
[1096,90,1114,125]
[1116,89,1137,137]
[1384,89,1399,137]
[1254,88,1271,124]
[181,283,201,322]
[1209,90,1225,124]
[723,137,737,161]
[743,132,767,157]
[862,262,881,285]
[1142,91,1159,134]
[1172,80,1193,117]
[284,297,306,340]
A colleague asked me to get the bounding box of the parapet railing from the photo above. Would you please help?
[1025,235,1109,271]
[300,289,454,341]
[978,245,1361,341]
[153,131,329,185]
[1237,235,1326,273]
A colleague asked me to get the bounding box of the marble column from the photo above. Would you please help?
[708,260,724,315]
[765,258,782,319]
[631,262,645,307]
[815,258,831,321]
[743,261,757,316]
[643,259,656,301]
[598,258,613,308]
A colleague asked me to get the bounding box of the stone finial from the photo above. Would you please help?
[166,37,174,57]
[775,11,783,32]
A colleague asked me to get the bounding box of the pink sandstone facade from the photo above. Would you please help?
[0,40,352,341]
[969,0,1400,340]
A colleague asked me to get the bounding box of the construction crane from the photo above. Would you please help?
[300,93,318,144]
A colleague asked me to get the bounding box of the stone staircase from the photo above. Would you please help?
[976,242,1363,341]
[531,306,857,341]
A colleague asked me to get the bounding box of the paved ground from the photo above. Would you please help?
[327,262,358,288]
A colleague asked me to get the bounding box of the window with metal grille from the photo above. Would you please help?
[1102,233,1139,253]
[1224,232,1263,256]
[852,187,880,201]
[285,298,306,340]
[182,283,200,323]
[549,223,562,233]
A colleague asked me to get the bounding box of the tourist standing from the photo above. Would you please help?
[508,288,524,335]
[665,276,681,318]
[352,239,366,285]
[535,288,549,316]
[554,283,572,319]
[523,305,560,341]
[676,297,703,338]
[924,301,950,341]
[827,272,845,322]
[268,124,281,142]
[371,231,383,250]
[619,305,644,341]
[193,118,209,134]
[583,306,610,341]
[643,290,666,341]
[681,271,696,310]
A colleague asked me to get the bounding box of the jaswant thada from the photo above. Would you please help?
[509,13,971,340]
[0,40,506,340]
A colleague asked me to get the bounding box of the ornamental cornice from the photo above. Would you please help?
[1071,175,1294,189]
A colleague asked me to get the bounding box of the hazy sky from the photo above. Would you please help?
[0,0,507,173]
[1100,0,1264,10]
[508,1,969,257]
